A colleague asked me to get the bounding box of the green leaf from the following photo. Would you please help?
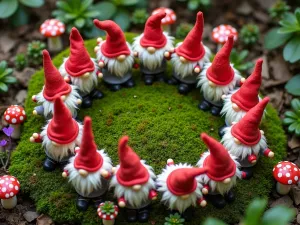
[283,36,300,63]
[84,10,100,18]
[291,98,300,111]
[295,8,300,24]
[285,111,298,119]
[283,117,295,125]
[0,61,7,69]
[120,0,138,5]
[295,123,300,136]
[113,11,130,31]
[288,122,298,133]
[203,218,228,225]
[0,83,8,92]
[278,26,300,33]
[3,76,17,84]
[94,2,116,20]
[280,12,297,26]
[0,0,18,19]
[261,206,296,225]
[264,28,292,50]
[285,75,300,96]
[188,0,199,10]
[243,198,267,225]
[10,6,29,27]
[20,0,44,8]
[239,50,249,61]
[56,1,72,12]
[74,18,85,28]
[80,0,93,11]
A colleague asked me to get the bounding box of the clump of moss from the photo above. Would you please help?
[10,33,287,225]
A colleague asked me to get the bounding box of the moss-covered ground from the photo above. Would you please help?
[9,33,287,224]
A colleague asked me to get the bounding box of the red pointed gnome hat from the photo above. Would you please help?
[42,50,71,101]
[206,35,235,85]
[47,96,79,145]
[116,136,149,186]
[65,27,95,77]
[231,59,263,111]
[231,97,269,146]
[176,12,206,61]
[201,133,236,181]
[94,19,130,58]
[140,12,167,48]
[74,117,103,172]
[167,167,207,196]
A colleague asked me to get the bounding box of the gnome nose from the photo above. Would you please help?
[208,81,216,87]
[180,194,190,199]
[117,55,126,62]
[83,72,90,78]
[180,56,187,63]
[223,178,231,184]
[147,47,156,54]
[232,103,240,111]
[132,184,142,191]
[79,169,88,177]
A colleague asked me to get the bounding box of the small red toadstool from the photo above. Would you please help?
[273,161,299,195]
[97,201,119,225]
[152,7,176,32]
[212,24,238,50]
[40,19,65,52]
[4,105,26,139]
[0,175,20,209]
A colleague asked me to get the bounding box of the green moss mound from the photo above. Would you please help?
[10,33,286,225]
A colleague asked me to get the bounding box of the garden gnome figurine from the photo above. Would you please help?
[94,19,135,92]
[30,96,83,171]
[219,59,264,137]
[110,136,157,223]
[197,35,243,116]
[221,97,274,179]
[59,27,103,108]
[132,11,174,85]
[168,12,211,95]
[32,50,81,118]
[156,159,207,221]
[63,116,113,211]
[197,133,241,209]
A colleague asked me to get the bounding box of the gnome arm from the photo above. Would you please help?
[148,189,158,200]
[62,169,69,178]
[98,60,105,69]
[164,48,175,60]
[201,184,210,195]
[262,148,275,158]
[32,105,45,116]
[118,196,126,208]
[100,169,112,180]
[63,75,71,84]
[194,65,201,74]
[237,77,246,87]
[29,133,42,143]
[197,197,207,207]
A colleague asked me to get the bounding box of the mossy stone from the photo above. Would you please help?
[9,33,286,225]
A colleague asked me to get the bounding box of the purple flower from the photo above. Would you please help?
[2,127,14,137]
[0,139,7,147]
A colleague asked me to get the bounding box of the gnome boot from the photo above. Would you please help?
[224,190,235,203]
[43,157,57,172]
[242,167,254,180]
[76,196,90,211]
[178,83,192,95]
[124,78,135,88]
[182,207,194,221]
[155,72,166,82]
[81,95,92,108]
[126,209,138,222]
[211,105,222,116]
[206,194,226,209]
[110,84,122,92]
[218,124,227,138]
[138,207,150,223]
[144,74,155,85]
[93,195,105,208]
[198,100,211,111]
[90,89,104,99]
[167,76,179,85]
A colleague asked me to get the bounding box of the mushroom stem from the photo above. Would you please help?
[10,124,21,139]
[276,182,291,195]
[48,37,63,52]
[102,219,115,225]
[1,196,17,209]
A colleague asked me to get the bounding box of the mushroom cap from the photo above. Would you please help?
[0,175,20,199]
[152,7,176,25]
[40,19,65,37]
[212,24,238,44]
[273,161,299,185]
[97,202,119,220]
[4,105,26,125]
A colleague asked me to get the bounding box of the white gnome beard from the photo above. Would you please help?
[59,58,98,95]
[41,122,83,161]
[132,32,174,71]
[156,163,203,213]
[197,63,241,103]
[35,85,80,117]
[65,150,112,196]
[96,42,134,77]
[221,126,268,160]
[196,152,241,195]
[110,161,156,209]
[171,43,211,79]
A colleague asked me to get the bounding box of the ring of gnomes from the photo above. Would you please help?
[9,33,286,225]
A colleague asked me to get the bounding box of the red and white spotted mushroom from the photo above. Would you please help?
[40,19,65,52]
[97,202,119,225]
[212,24,238,50]
[152,7,176,32]
[273,161,299,195]
[0,175,20,209]
[4,105,26,139]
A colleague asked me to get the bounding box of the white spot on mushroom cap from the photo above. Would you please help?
[295,176,299,181]
[5,115,10,120]
[12,118,16,124]
[288,180,293,184]
[278,173,282,178]
[286,173,291,177]
[5,194,9,198]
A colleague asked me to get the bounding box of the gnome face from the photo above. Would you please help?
[96,41,134,77]
[110,160,156,209]
[41,121,83,161]
[197,152,240,195]
[65,150,112,196]
[157,163,204,213]
[132,33,174,71]
[222,126,268,160]
[59,58,98,95]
